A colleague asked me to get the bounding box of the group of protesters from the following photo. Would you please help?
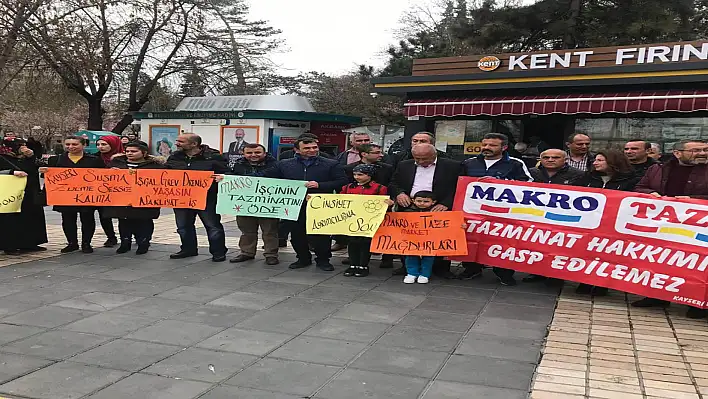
[1,129,707,308]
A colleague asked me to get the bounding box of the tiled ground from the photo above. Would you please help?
[531,285,708,399]
[0,210,560,399]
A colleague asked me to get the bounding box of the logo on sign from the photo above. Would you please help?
[463,182,606,229]
[478,56,501,71]
[615,197,708,248]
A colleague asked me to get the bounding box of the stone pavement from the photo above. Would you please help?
[0,210,559,398]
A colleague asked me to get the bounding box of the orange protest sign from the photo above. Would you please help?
[370,211,468,256]
[45,168,133,206]
[131,169,213,210]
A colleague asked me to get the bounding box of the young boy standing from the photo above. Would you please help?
[403,191,437,284]
[340,164,389,277]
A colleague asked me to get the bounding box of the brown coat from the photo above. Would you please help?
[634,159,708,200]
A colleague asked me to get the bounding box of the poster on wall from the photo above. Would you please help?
[221,126,260,168]
[149,125,180,157]
[434,121,466,145]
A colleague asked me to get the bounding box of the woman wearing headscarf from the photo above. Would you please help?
[94,135,123,247]
[0,137,48,255]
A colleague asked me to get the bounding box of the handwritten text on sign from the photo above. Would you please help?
[132,170,213,210]
[0,176,27,213]
[44,168,213,209]
[45,168,133,206]
[216,176,307,221]
[306,194,388,237]
[453,177,708,308]
[371,211,468,256]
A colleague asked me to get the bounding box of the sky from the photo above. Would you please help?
[247,0,428,76]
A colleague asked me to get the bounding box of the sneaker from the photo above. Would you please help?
[417,276,429,284]
[498,275,517,286]
[170,250,198,259]
[81,245,94,254]
[317,263,335,272]
[631,297,670,308]
[103,237,118,248]
[116,242,131,254]
[289,260,312,269]
[212,255,227,262]
[265,257,279,266]
[354,266,369,277]
[458,269,483,280]
[403,275,417,284]
[686,307,707,319]
[343,266,356,277]
[61,243,79,253]
[229,254,255,263]
[135,245,149,255]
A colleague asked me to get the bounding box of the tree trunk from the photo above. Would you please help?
[563,0,582,48]
[86,97,103,131]
[111,112,134,134]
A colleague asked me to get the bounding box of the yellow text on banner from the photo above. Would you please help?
[0,175,27,213]
[306,194,389,237]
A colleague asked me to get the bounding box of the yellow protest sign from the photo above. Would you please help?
[0,175,27,213]
[306,194,389,237]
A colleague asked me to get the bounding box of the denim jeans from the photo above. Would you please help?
[174,200,227,256]
[405,256,434,278]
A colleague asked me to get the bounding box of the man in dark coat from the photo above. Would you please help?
[343,143,393,188]
[624,139,658,179]
[166,133,229,262]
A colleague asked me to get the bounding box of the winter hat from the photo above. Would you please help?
[353,163,377,176]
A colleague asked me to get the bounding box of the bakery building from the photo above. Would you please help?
[371,40,708,159]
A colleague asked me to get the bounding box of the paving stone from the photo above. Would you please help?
[371,279,435,295]
[196,328,292,356]
[126,319,223,346]
[52,292,143,311]
[354,291,426,309]
[190,275,257,291]
[0,361,128,399]
[1,306,97,328]
[88,373,211,399]
[332,303,410,324]
[297,285,367,302]
[0,324,45,345]
[170,305,255,328]
[240,281,311,296]
[144,348,258,383]
[6,289,84,307]
[483,303,554,324]
[1,330,112,360]
[103,281,183,296]
[438,354,536,390]
[493,291,559,307]
[60,312,157,336]
[225,358,339,396]
[377,324,463,352]
[397,309,476,332]
[534,381,586,395]
[471,317,549,339]
[267,270,336,285]
[351,345,448,378]
[423,380,527,399]
[456,333,542,362]
[315,368,427,399]
[415,297,486,315]
[70,339,181,371]
[110,297,199,318]
[0,353,53,384]
[207,291,288,310]
[269,336,367,366]
[199,386,301,399]
[303,318,390,343]
[237,307,332,335]
[156,286,231,303]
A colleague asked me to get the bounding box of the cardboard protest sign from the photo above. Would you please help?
[454,177,708,308]
[306,194,389,237]
[216,176,307,221]
[370,211,468,256]
[131,170,213,210]
[45,168,133,206]
[0,175,27,213]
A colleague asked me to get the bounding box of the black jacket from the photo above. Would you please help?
[101,156,163,220]
[389,157,462,209]
[581,171,640,192]
[343,161,393,187]
[47,152,106,212]
[462,153,532,182]
[391,148,448,169]
[631,157,658,179]
[165,145,227,200]
[279,149,332,160]
[530,165,585,185]
[229,154,277,177]
[264,155,348,194]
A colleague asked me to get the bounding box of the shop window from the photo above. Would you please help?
[575,117,708,153]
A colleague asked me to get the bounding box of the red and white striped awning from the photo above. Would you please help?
[405,90,708,117]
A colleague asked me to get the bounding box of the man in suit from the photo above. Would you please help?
[226,128,249,168]
[389,143,462,278]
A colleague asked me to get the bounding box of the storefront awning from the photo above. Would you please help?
[404,90,708,117]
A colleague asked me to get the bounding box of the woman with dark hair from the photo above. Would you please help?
[0,137,48,254]
[104,142,163,255]
[94,136,123,247]
[576,149,640,296]
[41,136,105,253]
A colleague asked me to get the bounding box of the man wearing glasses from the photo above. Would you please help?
[565,133,593,172]
[632,139,708,319]
[523,149,585,283]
